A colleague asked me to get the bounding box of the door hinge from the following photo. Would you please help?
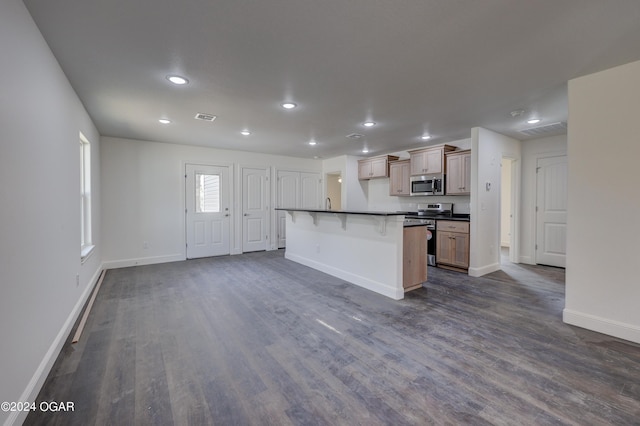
[535,206,538,212]
[185,174,187,178]
[185,208,188,214]
[536,167,541,173]
[535,244,538,250]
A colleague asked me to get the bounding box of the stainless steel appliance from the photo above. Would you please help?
[409,174,445,196]
[403,203,453,266]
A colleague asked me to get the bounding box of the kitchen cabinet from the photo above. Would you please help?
[446,149,471,195]
[389,159,411,196]
[436,220,470,271]
[403,225,428,291]
[358,155,399,180]
[409,145,456,176]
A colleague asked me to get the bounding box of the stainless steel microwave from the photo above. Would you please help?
[410,174,445,196]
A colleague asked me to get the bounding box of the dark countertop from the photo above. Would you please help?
[275,208,406,217]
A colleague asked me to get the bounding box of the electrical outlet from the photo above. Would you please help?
[143,241,149,249]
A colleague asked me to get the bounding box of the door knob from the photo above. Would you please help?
[244,213,249,216]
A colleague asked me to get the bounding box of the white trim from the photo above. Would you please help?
[563,309,640,344]
[80,244,95,264]
[285,252,404,300]
[6,264,104,426]
[102,253,184,269]
[468,262,500,277]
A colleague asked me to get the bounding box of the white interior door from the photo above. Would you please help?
[242,167,269,252]
[185,164,230,259]
[300,172,321,209]
[536,156,567,267]
[277,171,299,248]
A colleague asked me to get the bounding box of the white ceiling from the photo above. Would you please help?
[24,0,640,159]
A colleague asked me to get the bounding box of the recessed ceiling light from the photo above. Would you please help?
[241,130,251,136]
[421,135,431,140]
[158,118,171,124]
[166,75,188,85]
[527,118,541,124]
[362,148,369,154]
[308,140,317,146]
[281,102,297,109]
[363,121,376,127]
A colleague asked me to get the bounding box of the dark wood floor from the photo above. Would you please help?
[27,250,640,425]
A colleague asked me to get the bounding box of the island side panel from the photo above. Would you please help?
[284,212,405,300]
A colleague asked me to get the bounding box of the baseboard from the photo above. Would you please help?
[468,262,500,277]
[563,309,640,344]
[285,252,404,300]
[518,255,534,265]
[5,264,104,426]
[102,253,184,269]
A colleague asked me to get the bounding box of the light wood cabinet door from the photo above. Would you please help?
[403,226,427,289]
[436,220,470,270]
[358,155,399,180]
[446,150,471,195]
[389,160,410,196]
[409,145,455,176]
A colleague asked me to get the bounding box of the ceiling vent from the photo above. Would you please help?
[194,112,217,122]
[519,121,567,137]
[346,133,364,139]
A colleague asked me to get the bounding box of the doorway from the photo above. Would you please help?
[500,157,518,264]
[325,172,342,211]
[185,164,231,258]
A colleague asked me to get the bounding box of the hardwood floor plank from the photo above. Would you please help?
[25,251,640,425]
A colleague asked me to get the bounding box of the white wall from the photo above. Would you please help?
[519,135,567,264]
[469,128,521,276]
[0,1,102,424]
[564,60,640,343]
[101,137,321,266]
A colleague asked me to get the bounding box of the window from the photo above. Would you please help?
[195,173,220,213]
[80,132,93,261]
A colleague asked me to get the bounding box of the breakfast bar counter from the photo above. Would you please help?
[276,208,410,300]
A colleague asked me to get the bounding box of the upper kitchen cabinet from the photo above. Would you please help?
[409,145,456,176]
[446,149,471,195]
[358,155,399,180]
[389,159,411,196]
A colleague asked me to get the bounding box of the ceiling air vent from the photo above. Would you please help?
[519,121,567,137]
[347,133,364,139]
[194,112,217,122]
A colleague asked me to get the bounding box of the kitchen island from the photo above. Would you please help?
[276,208,425,300]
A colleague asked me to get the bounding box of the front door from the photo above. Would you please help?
[536,155,567,267]
[242,167,269,252]
[185,164,230,258]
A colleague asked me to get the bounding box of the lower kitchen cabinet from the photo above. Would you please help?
[403,226,427,291]
[436,221,470,271]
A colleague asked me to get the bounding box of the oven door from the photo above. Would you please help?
[426,225,436,265]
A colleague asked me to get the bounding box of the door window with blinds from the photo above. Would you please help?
[195,173,220,213]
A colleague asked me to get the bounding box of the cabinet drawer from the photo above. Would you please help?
[437,221,469,233]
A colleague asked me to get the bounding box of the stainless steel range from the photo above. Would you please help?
[403,203,453,266]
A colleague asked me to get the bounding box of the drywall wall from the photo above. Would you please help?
[519,135,567,264]
[469,128,521,276]
[0,1,102,424]
[101,137,321,266]
[565,60,640,343]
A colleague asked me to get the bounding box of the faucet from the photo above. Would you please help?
[326,197,331,210]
